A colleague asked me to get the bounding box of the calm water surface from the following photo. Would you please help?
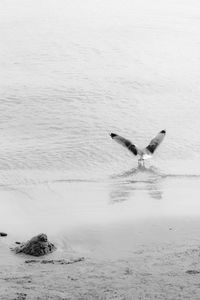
[1,0,200,257]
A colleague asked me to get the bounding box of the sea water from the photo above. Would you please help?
[1,0,200,258]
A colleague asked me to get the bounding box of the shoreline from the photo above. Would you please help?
[1,176,200,299]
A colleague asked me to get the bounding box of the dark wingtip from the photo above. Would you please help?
[110,133,116,138]
[160,130,166,134]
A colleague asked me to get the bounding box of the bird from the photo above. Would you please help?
[110,130,166,167]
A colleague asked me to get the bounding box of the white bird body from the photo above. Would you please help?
[110,130,166,166]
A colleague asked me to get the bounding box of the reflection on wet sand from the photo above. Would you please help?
[109,165,163,203]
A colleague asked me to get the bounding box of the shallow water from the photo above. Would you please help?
[1,0,200,257]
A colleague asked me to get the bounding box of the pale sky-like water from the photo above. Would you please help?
[0,0,200,176]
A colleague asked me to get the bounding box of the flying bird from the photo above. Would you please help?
[110,130,166,166]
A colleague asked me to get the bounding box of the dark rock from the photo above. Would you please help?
[186,270,200,275]
[0,232,7,237]
[12,233,56,256]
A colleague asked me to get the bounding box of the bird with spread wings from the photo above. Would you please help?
[110,130,166,166]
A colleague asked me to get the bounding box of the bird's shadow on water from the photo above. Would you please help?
[109,165,163,203]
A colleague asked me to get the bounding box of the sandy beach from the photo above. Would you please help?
[1,224,200,300]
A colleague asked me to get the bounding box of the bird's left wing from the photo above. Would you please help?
[110,133,138,155]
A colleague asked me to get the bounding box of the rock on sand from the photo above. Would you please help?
[12,233,56,256]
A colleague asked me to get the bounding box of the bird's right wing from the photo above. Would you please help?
[110,133,138,156]
[145,130,166,154]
